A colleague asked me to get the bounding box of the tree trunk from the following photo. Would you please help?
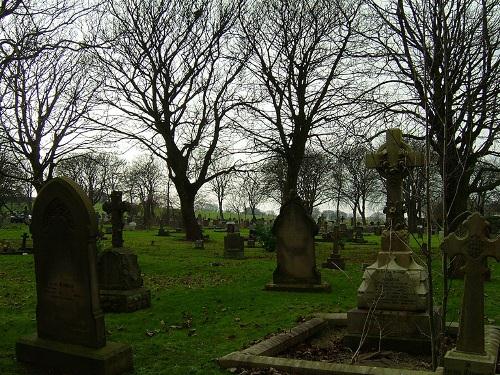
[218,198,224,220]
[442,155,470,234]
[177,188,202,241]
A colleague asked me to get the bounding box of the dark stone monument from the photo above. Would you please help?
[98,191,150,313]
[16,177,133,375]
[352,226,367,243]
[193,239,204,249]
[442,213,500,375]
[157,221,170,237]
[322,225,345,270]
[345,128,435,353]
[224,233,244,259]
[265,193,330,292]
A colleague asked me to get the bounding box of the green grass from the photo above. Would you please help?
[0,225,499,374]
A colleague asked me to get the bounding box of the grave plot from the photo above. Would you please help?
[218,212,500,375]
[219,131,500,375]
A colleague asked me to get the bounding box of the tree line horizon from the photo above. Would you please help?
[0,0,498,240]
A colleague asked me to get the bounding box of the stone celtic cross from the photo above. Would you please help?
[441,212,500,355]
[366,128,424,230]
[103,191,130,248]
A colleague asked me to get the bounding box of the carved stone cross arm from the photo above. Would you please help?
[441,213,500,264]
[441,212,500,355]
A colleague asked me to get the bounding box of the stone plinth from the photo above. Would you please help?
[97,249,151,313]
[99,288,150,313]
[345,308,438,354]
[444,325,500,375]
[357,250,428,311]
[224,233,244,259]
[16,334,133,375]
[322,255,345,270]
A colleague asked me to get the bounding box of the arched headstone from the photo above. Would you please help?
[16,177,133,375]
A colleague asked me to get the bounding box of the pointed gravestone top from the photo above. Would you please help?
[441,212,500,355]
[366,128,424,230]
[30,177,105,348]
[271,194,321,284]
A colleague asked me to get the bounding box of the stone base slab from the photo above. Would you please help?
[345,308,436,354]
[224,250,245,259]
[323,258,345,270]
[265,282,331,293]
[100,288,151,313]
[444,325,500,375]
[16,334,133,375]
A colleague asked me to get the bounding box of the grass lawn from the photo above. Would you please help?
[0,224,499,374]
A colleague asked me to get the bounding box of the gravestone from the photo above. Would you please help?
[265,193,330,292]
[442,213,500,375]
[346,128,434,353]
[224,233,244,259]
[157,221,170,236]
[16,177,133,375]
[322,225,345,270]
[193,239,204,249]
[352,226,366,243]
[98,191,150,313]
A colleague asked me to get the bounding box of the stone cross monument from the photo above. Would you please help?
[103,191,130,248]
[99,191,150,313]
[346,128,433,353]
[442,213,500,375]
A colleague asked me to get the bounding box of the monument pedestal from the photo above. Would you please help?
[16,334,133,375]
[100,288,151,313]
[265,282,331,292]
[322,255,345,270]
[98,248,151,313]
[444,326,500,375]
[345,308,439,354]
[357,250,428,310]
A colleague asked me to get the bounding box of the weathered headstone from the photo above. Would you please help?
[194,239,204,249]
[98,191,150,313]
[157,221,170,237]
[224,233,244,259]
[322,225,345,270]
[16,177,133,375]
[442,213,500,375]
[352,226,366,243]
[346,129,434,353]
[265,194,330,292]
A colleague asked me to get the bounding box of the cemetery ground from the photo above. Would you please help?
[1,225,499,375]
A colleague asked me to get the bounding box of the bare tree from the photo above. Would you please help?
[56,152,125,204]
[126,155,165,228]
[0,1,94,80]
[95,0,247,240]
[366,0,500,233]
[241,171,267,222]
[342,145,381,225]
[209,156,234,220]
[238,0,361,203]
[0,43,100,191]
